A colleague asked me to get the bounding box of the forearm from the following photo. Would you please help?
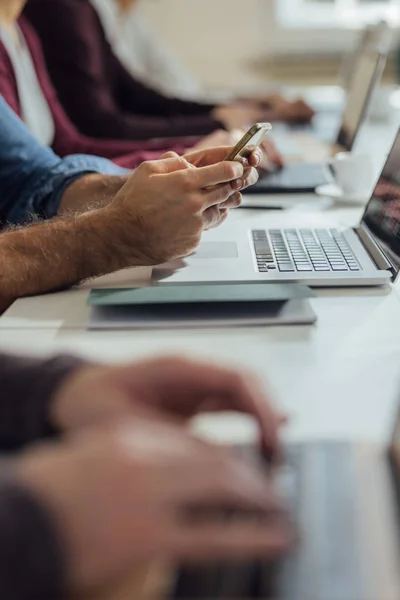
[58,174,128,214]
[0,207,139,302]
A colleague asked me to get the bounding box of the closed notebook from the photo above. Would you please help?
[87,283,316,330]
[87,283,314,307]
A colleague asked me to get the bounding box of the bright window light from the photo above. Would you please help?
[277,0,400,29]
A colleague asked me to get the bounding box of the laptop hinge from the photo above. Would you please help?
[355,225,395,275]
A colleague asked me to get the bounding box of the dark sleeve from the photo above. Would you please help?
[0,473,66,600]
[0,353,84,451]
[24,0,224,141]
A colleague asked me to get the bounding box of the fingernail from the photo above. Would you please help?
[233,162,244,178]
[234,179,243,191]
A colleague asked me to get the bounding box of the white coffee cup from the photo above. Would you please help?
[328,152,376,197]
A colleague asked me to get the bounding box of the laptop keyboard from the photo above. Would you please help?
[253,229,361,273]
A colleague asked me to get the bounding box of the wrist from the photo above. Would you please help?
[59,174,128,215]
[101,203,157,267]
[50,364,99,433]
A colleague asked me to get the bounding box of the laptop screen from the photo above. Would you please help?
[362,130,400,279]
[336,50,385,151]
[342,21,390,90]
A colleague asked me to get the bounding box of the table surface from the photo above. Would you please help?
[3,110,400,449]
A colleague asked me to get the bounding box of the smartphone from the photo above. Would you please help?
[224,123,272,162]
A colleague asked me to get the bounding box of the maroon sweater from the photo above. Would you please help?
[24,0,223,140]
[0,18,195,169]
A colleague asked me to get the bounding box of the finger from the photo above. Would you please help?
[153,155,194,175]
[234,166,259,191]
[204,207,229,230]
[166,446,285,510]
[186,161,244,193]
[201,181,239,206]
[219,191,242,210]
[206,371,282,458]
[179,363,282,455]
[170,520,292,561]
[247,148,264,168]
[159,151,181,160]
[183,145,242,167]
[202,206,223,230]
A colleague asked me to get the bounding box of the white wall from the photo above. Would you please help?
[139,0,399,88]
[138,0,265,88]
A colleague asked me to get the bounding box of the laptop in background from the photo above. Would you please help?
[341,20,391,91]
[154,129,400,288]
[246,48,387,194]
[173,398,400,600]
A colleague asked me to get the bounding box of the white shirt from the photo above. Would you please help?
[0,24,55,146]
[90,0,201,99]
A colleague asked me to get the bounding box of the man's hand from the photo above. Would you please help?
[105,146,260,264]
[189,129,283,171]
[51,356,283,459]
[17,420,291,592]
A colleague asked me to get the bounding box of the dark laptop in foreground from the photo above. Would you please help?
[155,129,400,288]
[246,48,387,194]
[173,408,400,600]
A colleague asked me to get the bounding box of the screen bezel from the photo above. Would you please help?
[360,128,400,281]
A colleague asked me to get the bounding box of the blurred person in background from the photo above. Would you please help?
[92,0,202,100]
[24,0,314,143]
[0,0,283,171]
[0,352,291,599]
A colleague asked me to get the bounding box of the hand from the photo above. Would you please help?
[263,95,315,124]
[190,130,283,172]
[212,103,266,130]
[17,420,292,591]
[105,150,248,264]
[51,356,284,459]
[189,129,236,151]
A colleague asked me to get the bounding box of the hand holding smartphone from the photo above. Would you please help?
[224,123,272,163]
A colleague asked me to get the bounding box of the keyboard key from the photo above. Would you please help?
[296,265,313,272]
[278,264,295,272]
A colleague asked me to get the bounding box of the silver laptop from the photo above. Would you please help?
[300,20,391,115]
[249,48,388,194]
[340,20,391,91]
[173,405,400,600]
[154,130,400,288]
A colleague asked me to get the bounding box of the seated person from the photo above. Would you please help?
[0,1,283,171]
[91,0,314,116]
[91,0,216,99]
[0,96,261,306]
[0,1,204,169]
[0,352,290,598]
[24,0,314,142]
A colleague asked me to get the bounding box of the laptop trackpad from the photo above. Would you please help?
[191,242,238,259]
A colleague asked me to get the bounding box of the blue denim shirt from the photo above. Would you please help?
[0,96,126,226]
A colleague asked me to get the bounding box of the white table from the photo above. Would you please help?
[2,116,400,447]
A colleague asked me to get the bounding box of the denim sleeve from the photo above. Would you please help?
[0,96,127,226]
